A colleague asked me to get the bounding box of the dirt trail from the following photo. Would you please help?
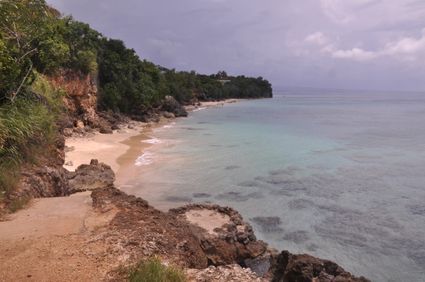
[0,193,116,282]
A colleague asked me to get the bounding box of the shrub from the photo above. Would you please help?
[0,74,63,195]
[128,258,187,282]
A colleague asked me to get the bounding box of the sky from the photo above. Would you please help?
[46,0,425,91]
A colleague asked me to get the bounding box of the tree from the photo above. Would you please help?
[0,0,65,102]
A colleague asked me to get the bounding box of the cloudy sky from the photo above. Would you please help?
[47,0,425,91]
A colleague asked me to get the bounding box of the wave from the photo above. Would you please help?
[142,137,162,144]
[135,152,154,166]
[192,107,207,112]
[162,122,176,129]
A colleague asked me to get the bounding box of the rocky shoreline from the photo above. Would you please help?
[0,99,370,281]
[1,158,368,281]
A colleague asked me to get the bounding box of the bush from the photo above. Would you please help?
[0,74,63,195]
[128,258,187,282]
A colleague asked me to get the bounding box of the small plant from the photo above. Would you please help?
[128,257,187,282]
[8,196,30,213]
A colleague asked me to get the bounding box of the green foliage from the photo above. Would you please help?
[128,258,187,282]
[0,74,62,194]
[7,196,30,212]
[61,18,101,74]
[0,0,62,101]
[98,39,162,113]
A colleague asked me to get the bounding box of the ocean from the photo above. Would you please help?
[121,88,425,282]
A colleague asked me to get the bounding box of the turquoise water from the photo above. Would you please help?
[123,88,425,282]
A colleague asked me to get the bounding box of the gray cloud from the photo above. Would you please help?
[47,0,425,91]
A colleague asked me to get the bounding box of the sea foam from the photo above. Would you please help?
[135,152,154,166]
[142,138,162,144]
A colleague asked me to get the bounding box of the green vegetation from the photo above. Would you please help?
[128,258,187,282]
[0,0,273,203]
[0,74,63,194]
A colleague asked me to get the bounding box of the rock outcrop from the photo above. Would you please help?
[170,205,269,269]
[161,95,188,117]
[14,166,70,200]
[49,70,99,128]
[68,159,115,193]
[89,187,277,280]
[91,187,210,270]
[270,250,370,282]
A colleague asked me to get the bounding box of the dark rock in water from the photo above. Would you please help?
[161,96,188,117]
[225,165,240,170]
[251,216,284,233]
[183,127,204,131]
[68,159,115,193]
[165,195,193,203]
[288,198,315,210]
[271,250,370,282]
[215,191,263,202]
[245,254,273,278]
[407,204,425,216]
[111,124,120,130]
[307,244,319,252]
[192,193,212,198]
[237,180,260,188]
[282,231,310,244]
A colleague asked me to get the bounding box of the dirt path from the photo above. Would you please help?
[0,193,117,282]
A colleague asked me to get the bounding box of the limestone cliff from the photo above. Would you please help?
[49,69,99,128]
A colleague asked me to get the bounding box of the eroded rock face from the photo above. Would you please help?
[161,95,188,117]
[9,134,69,202]
[14,166,70,200]
[49,70,99,127]
[90,187,209,270]
[68,159,115,193]
[271,250,370,282]
[170,205,269,269]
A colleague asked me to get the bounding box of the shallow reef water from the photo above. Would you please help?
[123,89,425,282]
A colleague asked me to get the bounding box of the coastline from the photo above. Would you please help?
[64,99,243,186]
[0,98,370,281]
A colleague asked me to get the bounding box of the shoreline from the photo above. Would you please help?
[64,99,243,186]
[0,99,245,280]
[0,97,370,281]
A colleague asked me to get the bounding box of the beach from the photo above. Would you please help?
[64,99,242,186]
[0,99,246,281]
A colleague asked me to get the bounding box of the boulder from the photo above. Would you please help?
[270,250,370,282]
[14,166,70,200]
[68,159,115,193]
[63,128,73,137]
[75,120,85,129]
[99,123,113,134]
[162,111,175,119]
[161,96,188,117]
